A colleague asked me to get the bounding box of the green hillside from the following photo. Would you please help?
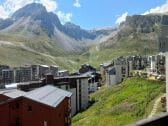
[72,78,165,126]
[0,33,83,71]
[0,14,167,71]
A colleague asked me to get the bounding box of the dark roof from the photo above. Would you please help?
[54,75,90,79]
[0,89,26,98]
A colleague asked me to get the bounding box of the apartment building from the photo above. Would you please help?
[0,65,10,85]
[50,65,59,77]
[2,69,14,85]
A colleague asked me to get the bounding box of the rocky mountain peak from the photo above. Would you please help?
[12,3,47,19]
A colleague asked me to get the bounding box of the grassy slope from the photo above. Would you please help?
[72,78,165,126]
[74,27,160,69]
[0,29,160,71]
[0,33,82,71]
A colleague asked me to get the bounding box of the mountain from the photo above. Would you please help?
[85,14,168,67]
[0,3,114,70]
[2,3,168,70]
[0,3,112,53]
[100,14,168,50]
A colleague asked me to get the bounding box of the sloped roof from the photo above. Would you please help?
[0,85,72,108]
[0,89,26,98]
[24,85,72,107]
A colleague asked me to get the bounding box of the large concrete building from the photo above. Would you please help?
[2,69,14,85]
[0,65,10,85]
[31,65,50,80]
[101,56,149,87]
[0,85,72,126]
[20,66,32,82]
[51,75,89,115]
[105,65,122,87]
[50,65,59,77]
[147,54,166,77]
[0,64,61,86]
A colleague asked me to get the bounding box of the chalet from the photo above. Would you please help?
[0,85,72,126]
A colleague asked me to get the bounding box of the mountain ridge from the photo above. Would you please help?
[1,3,168,70]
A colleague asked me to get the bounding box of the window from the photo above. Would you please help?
[44,121,48,126]
[59,113,62,117]
[16,103,20,109]
[79,79,81,84]
[28,106,32,112]
[16,117,21,126]
[66,85,68,90]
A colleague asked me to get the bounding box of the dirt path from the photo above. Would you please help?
[148,94,165,118]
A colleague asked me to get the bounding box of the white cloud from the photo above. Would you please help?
[36,0,57,12]
[0,0,58,19]
[0,0,72,23]
[73,0,81,8]
[57,11,72,24]
[143,0,168,15]
[0,6,9,19]
[0,0,34,19]
[115,12,128,25]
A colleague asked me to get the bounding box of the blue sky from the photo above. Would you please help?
[0,0,167,29]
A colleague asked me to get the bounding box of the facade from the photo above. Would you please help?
[147,54,166,76]
[13,66,33,83]
[105,65,122,87]
[14,68,22,83]
[50,65,59,77]
[156,54,165,75]
[81,71,100,93]
[2,69,14,85]
[149,55,157,74]
[20,66,32,82]
[101,55,149,87]
[0,85,72,126]
[31,65,50,80]
[31,65,39,81]
[53,75,89,115]
[0,65,10,85]
[39,65,50,78]
[106,67,116,87]
[100,62,113,85]
[88,78,98,93]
